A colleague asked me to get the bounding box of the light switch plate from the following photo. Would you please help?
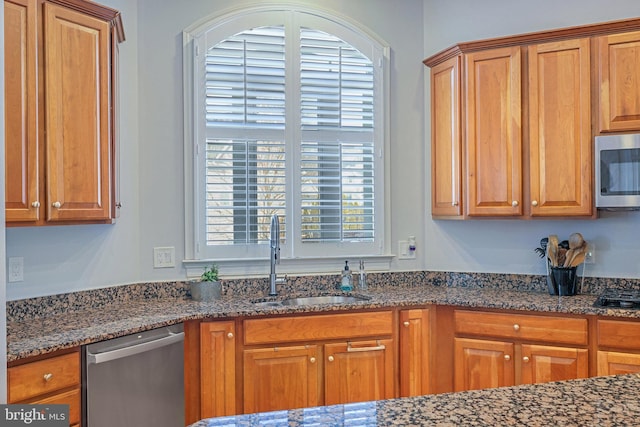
[153,247,175,268]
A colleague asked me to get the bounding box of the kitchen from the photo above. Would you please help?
[4,0,640,425]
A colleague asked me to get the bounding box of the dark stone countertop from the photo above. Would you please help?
[188,373,640,426]
[7,283,640,362]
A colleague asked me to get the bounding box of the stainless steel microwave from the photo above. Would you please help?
[596,133,640,210]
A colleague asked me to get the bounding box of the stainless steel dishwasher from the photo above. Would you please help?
[83,323,184,427]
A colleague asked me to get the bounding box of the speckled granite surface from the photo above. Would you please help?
[7,271,640,362]
[188,374,640,426]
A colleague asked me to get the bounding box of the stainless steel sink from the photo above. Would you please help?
[252,300,283,308]
[280,295,368,306]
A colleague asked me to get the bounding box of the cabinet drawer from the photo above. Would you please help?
[598,319,640,349]
[454,310,587,345]
[8,352,80,402]
[244,311,393,345]
[30,387,81,426]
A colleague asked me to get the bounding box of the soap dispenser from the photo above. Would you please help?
[340,261,353,291]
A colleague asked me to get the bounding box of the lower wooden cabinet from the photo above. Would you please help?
[8,349,81,427]
[597,351,640,376]
[597,319,640,376]
[520,344,588,384]
[200,321,236,418]
[399,308,431,396]
[241,310,395,414]
[243,345,320,413]
[454,338,514,391]
[453,310,588,392]
[324,339,395,405]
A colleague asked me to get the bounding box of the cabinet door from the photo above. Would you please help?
[528,39,592,216]
[520,344,588,385]
[200,321,236,418]
[5,0,39,222]
[597,31,640,132]
[44,3,112,221]
[431,55,462,217]
[465,47,522,216]
[454,337,514,391]
[399,309,430,397]
[243,345,320,414]
[597,351,640,376]
[324,339,395,405]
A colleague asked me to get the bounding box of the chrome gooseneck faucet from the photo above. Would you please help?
[269,214,282,296]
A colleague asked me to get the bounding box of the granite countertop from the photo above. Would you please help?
[188,374,640,426]
[7,281,640,362]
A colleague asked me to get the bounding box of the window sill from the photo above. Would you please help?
[183,255,394,279]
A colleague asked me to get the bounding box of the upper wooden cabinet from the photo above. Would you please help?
[425,17,640,219]
[465,47,522,217]
[430,56,462,217]
[528,39,592,217]
[4,0,124,226]
[597,30,640,133]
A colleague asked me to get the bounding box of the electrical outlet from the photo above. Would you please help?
[584,243,595,264]
[153,247,175,268]
[398,240,416,260]
[8,257,24,282]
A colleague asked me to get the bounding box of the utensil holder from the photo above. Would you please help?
[548,265,579,296]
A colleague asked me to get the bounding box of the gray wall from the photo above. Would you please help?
[423,0,640,279]
[5,0,640,300]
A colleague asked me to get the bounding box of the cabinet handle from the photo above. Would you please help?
[452,201,459,207]
[52,201,61,208]
[403,321,410,327]
[309,357,316,364]
[328,356,334,362]
[523,356,530,363]
[43,373,53,382]
[31,201,40,208]
[227,332,234,339]
[504,355,511,361]
[511,201,519,207]
[347,341,386,352]
[531,200,538,207]
[513,324,520,331]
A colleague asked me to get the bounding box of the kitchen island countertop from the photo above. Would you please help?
[188,373,640,426]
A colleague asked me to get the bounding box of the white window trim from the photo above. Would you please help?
[182,4,392,278]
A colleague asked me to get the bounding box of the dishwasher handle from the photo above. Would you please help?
[86,331,184,365]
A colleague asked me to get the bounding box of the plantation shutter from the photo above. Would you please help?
[204,26,287,245]
[299,28,375,243]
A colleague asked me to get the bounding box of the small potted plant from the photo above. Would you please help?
[190,264,222,301]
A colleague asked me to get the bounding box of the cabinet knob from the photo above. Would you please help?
[328,356,334,362]
[452,201,459,207]
[52,201,61,208]
[511,201,519,207]
[31,201,40,208]
[310,357,316,364]
[504,355,511,361]
[227,332,234,339]
[523,356,530,363]
[531,200,538,207]
[513,324,520,331]
[403,321,410,327]
[43,373,53,382]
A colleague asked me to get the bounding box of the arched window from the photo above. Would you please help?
[183,7,388,274]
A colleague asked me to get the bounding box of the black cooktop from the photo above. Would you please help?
[594,289,640,309]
